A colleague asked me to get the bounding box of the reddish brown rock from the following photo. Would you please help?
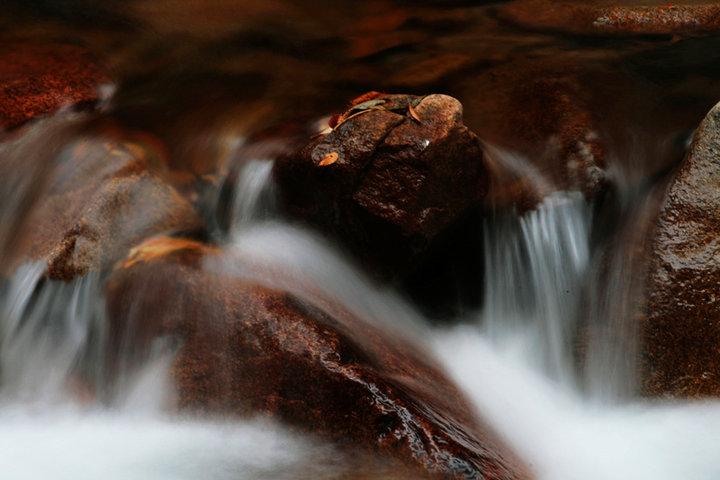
[0,44,111,132]
[9,133,203,280]
[456,59,609,212]
[501,0,720,36]
[641,99,720,398]
[273,93,487,277]
[105,236,532,480]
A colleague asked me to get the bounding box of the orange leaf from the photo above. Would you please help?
[122,236,207,269]
[350,91,387,107]
[407,103,421,123]
[318,152,339,166]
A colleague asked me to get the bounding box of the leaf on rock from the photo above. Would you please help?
[122,236,209,269]
[318,152,339,166]
[349,98,387,114]
[407,103,421,123]
[350,91,387,107]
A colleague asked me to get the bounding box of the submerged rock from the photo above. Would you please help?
[642,99,720,397]
[105,236,532,480]
[10,133,203,280]
[273,92,487,278]
[501,0,720,36]
[0,44,111,133]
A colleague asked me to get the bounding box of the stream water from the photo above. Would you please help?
[1,156,720,480]
[3,1,720,479]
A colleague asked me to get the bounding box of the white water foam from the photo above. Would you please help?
[0,409,352,480]
[433,327,720,480]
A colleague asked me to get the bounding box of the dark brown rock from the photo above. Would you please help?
[642,99,720,398]
[105,236,533,480]
[10,133,203,280]
[273,93,487,277]
[456,59,609,212]
[501,0,720,36]
[0,44,111,133]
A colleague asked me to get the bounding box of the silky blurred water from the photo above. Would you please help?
[2,2,720,477]
[2,180,720,479]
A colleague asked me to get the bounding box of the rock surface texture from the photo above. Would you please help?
[105,236,533,480]
[502,0,720,36]
[0,44,110,132]
[9,133,202,280]
[642,100,720,397]
[456,60,608,211]
[273,93,487,277]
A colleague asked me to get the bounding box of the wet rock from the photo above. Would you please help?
[11,133,203,280]
[105,236,532,480]
[0,44,111,133]
[273,93,487,277]
[455,59,609,212]
[642,100,720,398]
[501,0,720,36]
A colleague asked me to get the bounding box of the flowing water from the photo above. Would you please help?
[3,152,720,479]
[3,1,720,479]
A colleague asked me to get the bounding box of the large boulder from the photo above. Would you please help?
[105,236,532,480]
[0,43,110,133]
[273,93,487,278]
[501,0,720,36]
[641,100,720,397]
[7,129,203,280]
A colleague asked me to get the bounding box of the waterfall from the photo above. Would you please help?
[227,159,276,235]
[481,191,591,386]
[0,263,105,403]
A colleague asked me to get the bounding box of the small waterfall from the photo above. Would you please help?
[0,261,181,410]
[0,263,105,403]
[481,191,591,385]
[582,180,668,402]
[227,159,276,235]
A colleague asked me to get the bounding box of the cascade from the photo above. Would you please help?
[3,2,720,479]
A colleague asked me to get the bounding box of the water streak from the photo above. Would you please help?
[0,263,105,402]
[227,159,276,235]
[481,191,591,385]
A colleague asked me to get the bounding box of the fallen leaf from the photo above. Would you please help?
[122,236,207,269]
[407,103,421,123]
[332,107,383,130]
[350,91,387,106]
[318,152,339,166]
[349,98,387,114]
[328,114,341,128]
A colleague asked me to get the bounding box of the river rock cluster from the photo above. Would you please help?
[3,1,720,478]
